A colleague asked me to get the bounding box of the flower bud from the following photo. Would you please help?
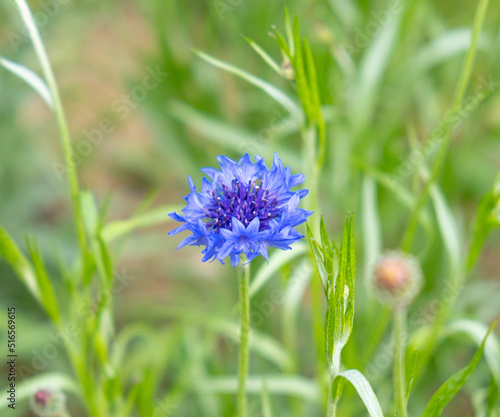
[30,388,66,417]
[372,251,422,308]
[281,59,295,80]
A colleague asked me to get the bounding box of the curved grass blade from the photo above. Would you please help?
[192,49,302,119]
[0,55,53,108]
[332,369,384,417]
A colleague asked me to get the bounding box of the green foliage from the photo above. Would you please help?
[1,0,499,416]
[323,214,355,372]
[422,319,498,417]
[331,370,384,417]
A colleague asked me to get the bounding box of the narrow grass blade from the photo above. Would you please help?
[192,49,301,119]
[26,237,60,323]
[429,185,462,282]
[292,15,313,122]
[103,205,181,243]
[467,173,500,269]
[0,227,40,301]
[244,36,282,75]
[0,55,53,108]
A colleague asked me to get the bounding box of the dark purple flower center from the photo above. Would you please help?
[204,178,282,232]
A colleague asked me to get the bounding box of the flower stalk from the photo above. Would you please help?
[393,308,408,417]
[237,256,250,417]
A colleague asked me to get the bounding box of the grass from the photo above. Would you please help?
[1,0,500,416]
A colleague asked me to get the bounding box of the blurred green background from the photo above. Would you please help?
[1,0,500,415]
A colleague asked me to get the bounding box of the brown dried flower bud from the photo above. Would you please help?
[372,251,422,308]
[31,388,66,417]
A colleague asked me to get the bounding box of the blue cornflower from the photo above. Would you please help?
[169,153,313,267]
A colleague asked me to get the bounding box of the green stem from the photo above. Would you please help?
[302,126,326,404]
[237,257,250,417]
[393,309,408,417]
[13,0,87,257]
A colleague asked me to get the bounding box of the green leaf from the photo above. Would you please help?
[283,6,294,56]
[25,237,60,323]
[487,376,499,416]
[0,55,53,108]
[303,38,326,166]
[271,26,291,59]
[292,15,314,122]
[0,227,40,301]
[325,214,356,369]
[422,319,498,417]
[467,173,500,269]
[192,49,301,119]
[443,319,500,390]
[332,369,384,417]
[82,249,96,287]
[307,223,328,295]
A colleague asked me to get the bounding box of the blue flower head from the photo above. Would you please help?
[169,153,313,267]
